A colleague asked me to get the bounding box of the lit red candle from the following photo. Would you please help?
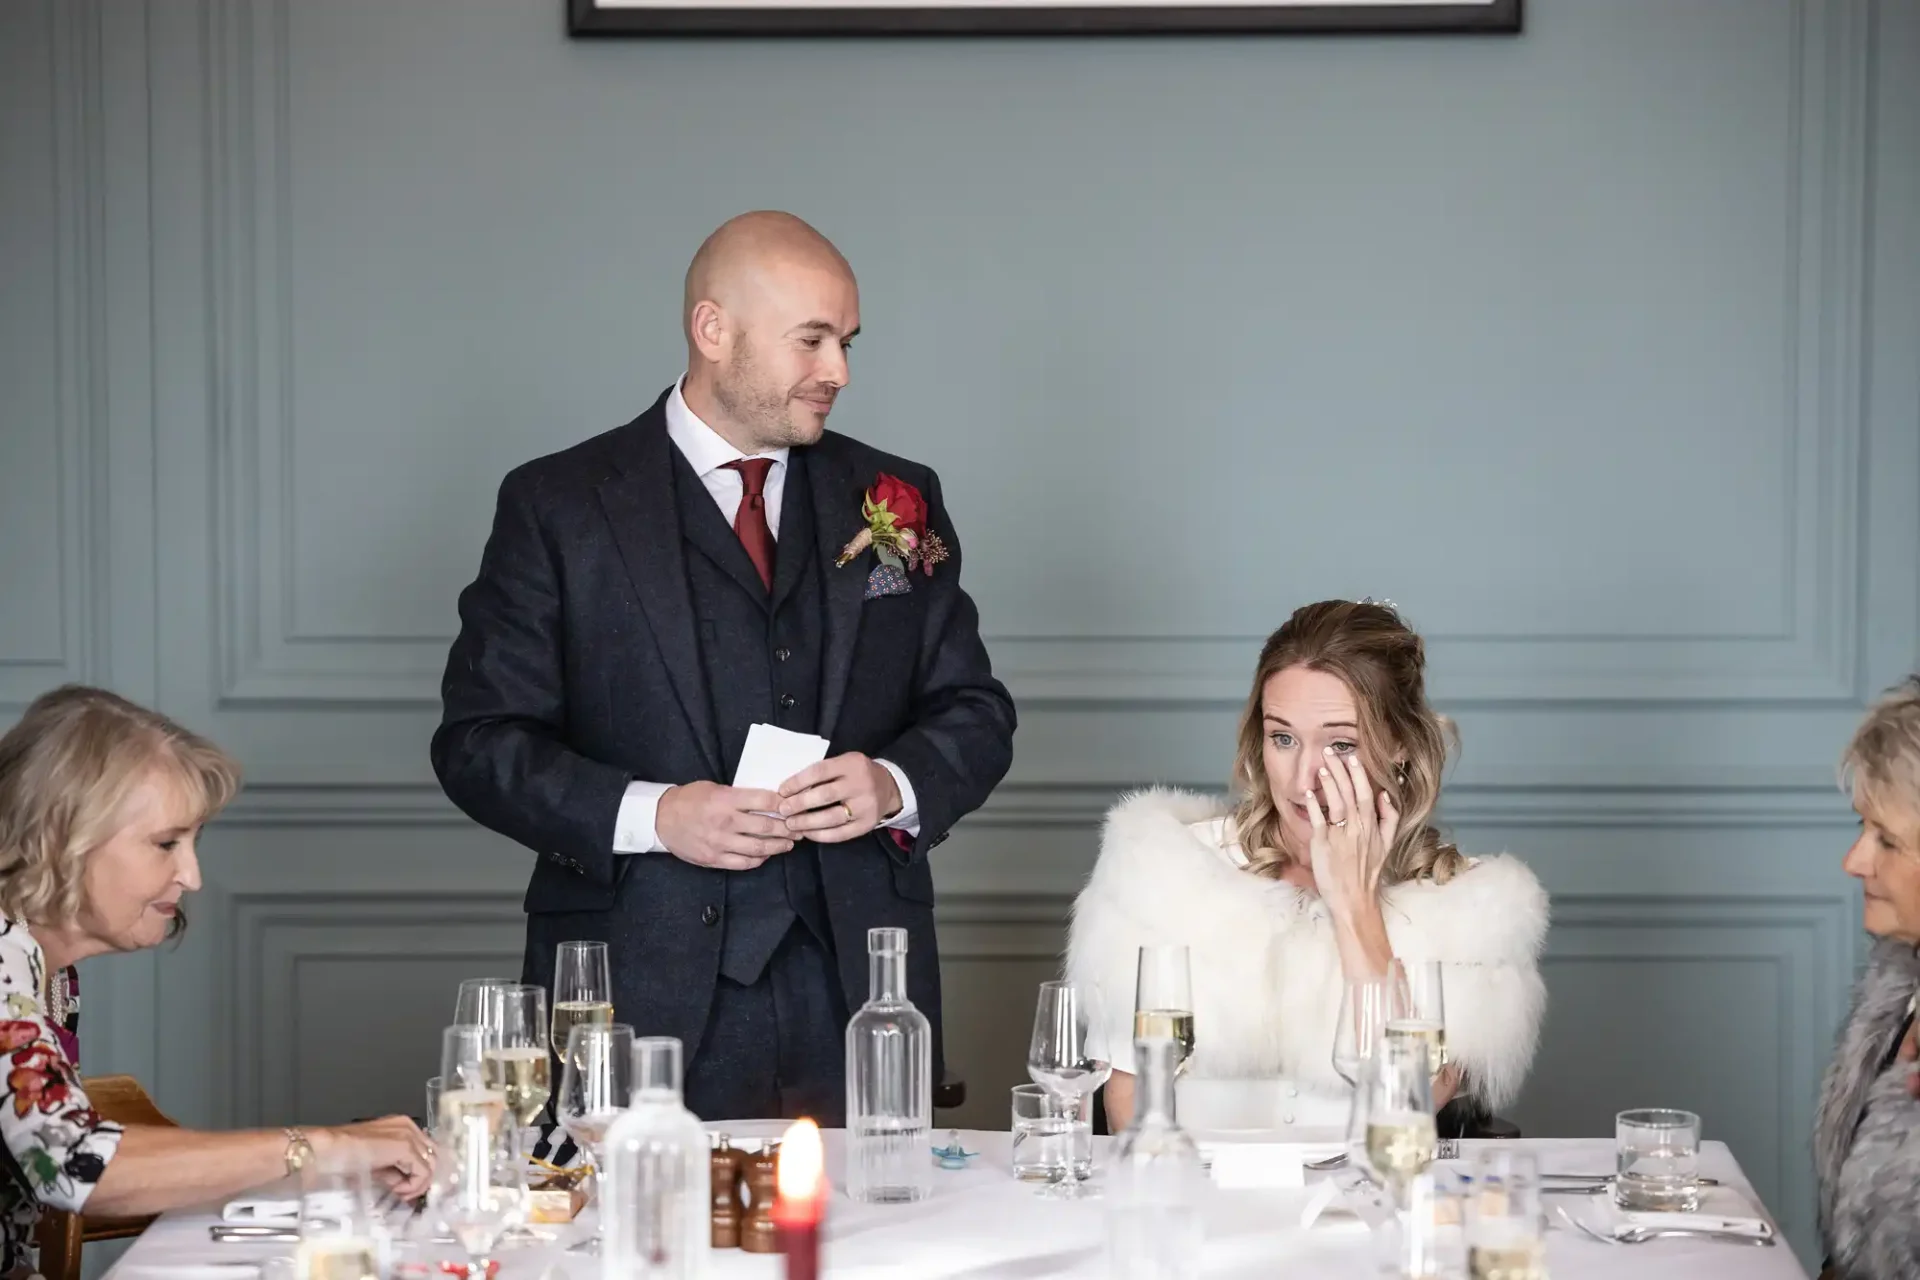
[774,1118,827,1280]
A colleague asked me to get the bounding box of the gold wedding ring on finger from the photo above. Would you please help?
[840,801,855,823]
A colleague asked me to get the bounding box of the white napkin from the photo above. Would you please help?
[220,1198,299,1224]
[731,724,830,810]
[1197,1142,1305,1190]
[1296,1178,1343,1228]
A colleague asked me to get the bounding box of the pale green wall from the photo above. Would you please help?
[4,0,1918,1266]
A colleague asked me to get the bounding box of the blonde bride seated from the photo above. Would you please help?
[1067,599,1548,1135]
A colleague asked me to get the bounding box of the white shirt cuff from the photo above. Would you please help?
[875,759,921,837]
[612,781,673,853]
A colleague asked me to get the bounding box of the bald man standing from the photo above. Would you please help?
[431,213,1015,1124]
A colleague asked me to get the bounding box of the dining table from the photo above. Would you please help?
[103,1123,1811,1280]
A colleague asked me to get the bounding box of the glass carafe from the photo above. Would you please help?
[844,927,932,1203]
[600,1036,711,1278]
[1105,1036,1205,1279]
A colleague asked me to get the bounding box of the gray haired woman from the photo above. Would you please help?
[0,686,432,1279]
[1815,675,1920,1279]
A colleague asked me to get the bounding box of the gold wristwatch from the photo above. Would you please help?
[283,1127,314,1177]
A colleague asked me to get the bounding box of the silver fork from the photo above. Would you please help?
[1554,1204,1775,1248]
[1306,1139,1456,1175]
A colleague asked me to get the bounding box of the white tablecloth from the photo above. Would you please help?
[104,1128,1809,1280]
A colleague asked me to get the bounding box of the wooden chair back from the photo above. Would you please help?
[35,1076,177,1280]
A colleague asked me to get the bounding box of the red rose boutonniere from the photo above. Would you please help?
[835,472,949,598]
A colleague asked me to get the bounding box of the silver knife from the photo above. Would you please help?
[211,1225,300,1243]
[1541,1173,1721,1186]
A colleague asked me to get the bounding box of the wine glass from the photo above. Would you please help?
[1351,1034,1436,1207]
[1332,972,1411,1087]
[557,1021,635,1254]
[1132,945,1195,1078]
[1387,960,1448,1079]
[552,941,614,1055]
[1027,981,1110,1200]
[431,1103,529,1280]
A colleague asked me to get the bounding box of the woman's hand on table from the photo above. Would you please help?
[315,1116,435,1199]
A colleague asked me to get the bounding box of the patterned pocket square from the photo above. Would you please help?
[865,563,912,599]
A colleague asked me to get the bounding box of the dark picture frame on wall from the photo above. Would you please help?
[566,0,1520,38]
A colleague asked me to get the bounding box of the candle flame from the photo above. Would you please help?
[777,1118,824,1199]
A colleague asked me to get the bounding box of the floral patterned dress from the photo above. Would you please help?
[0,921,122,1277]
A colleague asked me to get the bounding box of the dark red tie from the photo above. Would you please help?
[723,458,776,591]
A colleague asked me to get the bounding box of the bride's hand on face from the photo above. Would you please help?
[1302,749,1399,911]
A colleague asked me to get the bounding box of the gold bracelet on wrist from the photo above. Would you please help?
[283,1126,314,1177]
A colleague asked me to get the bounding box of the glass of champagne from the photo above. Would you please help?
[557,1021,635,1254]
[436,1024,504,1141]
[477,985,550,1244]
[1132,945,1196,1078]
[1027,980,1110,1200]
[1387,960,1447,1079]
[1354,1034,1437,1207]
[1332,973,1409,1087]
[482,984,552,1130]
[552,941,614,1054]
[1466,1148,1546,1280]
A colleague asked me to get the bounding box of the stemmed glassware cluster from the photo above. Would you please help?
[420,941,620,1274]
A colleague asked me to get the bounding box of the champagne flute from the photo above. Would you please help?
[454,978,516,1027]
[1027,981,1110,1200]
[1354,1034,1437,1207]
[551,941,614,1055]
[476,985,551,1244]
[557,1021,635,1254]
[1387,960,1447,1077]
[435,1025,503,1140]
[1332,972,1410,1087]
[481,984,552,1129]
[1131,944,1196,1078]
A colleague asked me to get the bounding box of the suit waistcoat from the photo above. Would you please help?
[672,448,832,985]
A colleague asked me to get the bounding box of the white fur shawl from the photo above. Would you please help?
[1065,787,1550,1111]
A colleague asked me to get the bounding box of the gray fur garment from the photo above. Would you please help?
[1815,937,1920,1279]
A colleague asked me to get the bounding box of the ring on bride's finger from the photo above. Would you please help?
[1332,819,1348,828]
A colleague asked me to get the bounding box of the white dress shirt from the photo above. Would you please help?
[611,379,921,854]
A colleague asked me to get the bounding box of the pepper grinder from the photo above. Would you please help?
[710,1133,743,1248]
[739,1141,781,1254]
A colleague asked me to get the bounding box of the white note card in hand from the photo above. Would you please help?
[732,723,831,799]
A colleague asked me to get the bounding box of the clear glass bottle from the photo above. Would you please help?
[1105,1036,1205,1279]
[599,1036,711,1278]
[844,926,933,1203]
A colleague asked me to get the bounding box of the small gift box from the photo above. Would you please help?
[527,1161,591,1223]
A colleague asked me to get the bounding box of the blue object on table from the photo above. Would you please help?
[931,1129,977,1169]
